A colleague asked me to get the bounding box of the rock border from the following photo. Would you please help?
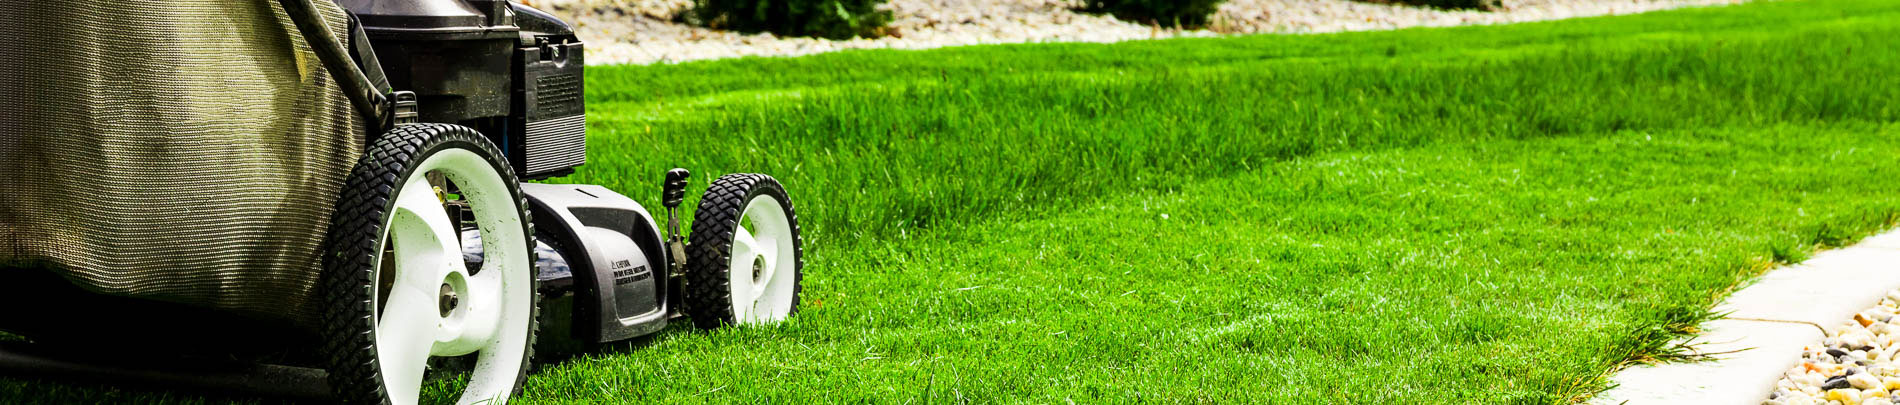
[530,0,1752,66]
[1592,230,1900,404]
[1761,290,1900,405]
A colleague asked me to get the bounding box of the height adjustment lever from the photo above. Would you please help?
[662,168,691,275]
[663,168,690,209]
[388,91,419,126]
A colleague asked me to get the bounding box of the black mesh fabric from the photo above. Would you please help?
[0,0,363,329]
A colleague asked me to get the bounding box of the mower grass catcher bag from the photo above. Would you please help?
[0,0,362,338]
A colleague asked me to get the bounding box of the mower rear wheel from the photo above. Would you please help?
[683,174,805,329]
[318,124,538,405]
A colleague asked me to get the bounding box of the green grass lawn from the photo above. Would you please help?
[6,0,1900,403]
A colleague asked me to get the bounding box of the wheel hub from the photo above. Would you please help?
[751,256,766,282]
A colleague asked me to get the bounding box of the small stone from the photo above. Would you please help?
[1869,388,1891,399]
[1824,375,1853,390]
[1828,388,1862,403]
[1846,333,1877,349]
[1829,348,1850,358]
[1885,376,1900,390]
[1817,368,1841,381]
[1853,373,1884,390]
[1786,393,1816,405]
[1860,313,1876,327]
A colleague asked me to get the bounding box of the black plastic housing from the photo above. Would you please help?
[521,183,674,344]
[341,0,587,180]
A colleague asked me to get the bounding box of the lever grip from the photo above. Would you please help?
[662,168,691,208]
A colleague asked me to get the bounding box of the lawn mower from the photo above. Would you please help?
[0,0,803,403]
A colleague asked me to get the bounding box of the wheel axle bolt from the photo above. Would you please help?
[752,257,766,281]
[440,283,458,317]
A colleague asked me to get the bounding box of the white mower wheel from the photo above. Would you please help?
[319,124,537,405]
[683,173,805,329]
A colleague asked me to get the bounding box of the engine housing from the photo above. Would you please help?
[339,0,587,179]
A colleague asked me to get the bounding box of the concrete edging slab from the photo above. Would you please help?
[1592,229,1900,404]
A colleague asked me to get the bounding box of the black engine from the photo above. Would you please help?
[340,0,587,179]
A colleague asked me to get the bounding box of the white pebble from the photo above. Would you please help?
[1851,373,1882,390]
[1846,333,1876,348]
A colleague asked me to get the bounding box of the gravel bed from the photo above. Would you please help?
[1208,0,1744,34]
[1766,290,1900,405]
[522,0,1748,65]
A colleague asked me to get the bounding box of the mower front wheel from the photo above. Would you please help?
[318,124,538,405]
[683,174,805,329]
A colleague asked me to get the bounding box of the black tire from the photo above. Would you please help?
[683,174,806,329]
[317,124,537,404]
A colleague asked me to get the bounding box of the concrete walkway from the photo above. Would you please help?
[1593,230,1900,404]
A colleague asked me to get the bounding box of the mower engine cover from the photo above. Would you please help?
[0,0,362,338]
[341,0,589,180]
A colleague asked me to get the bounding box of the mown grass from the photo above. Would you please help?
[573,0,1898,245]
[4,0,1899,403]
[527,123,1900,403]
